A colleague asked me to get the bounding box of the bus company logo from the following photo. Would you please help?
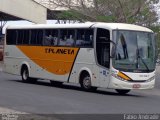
[45,48,75,55]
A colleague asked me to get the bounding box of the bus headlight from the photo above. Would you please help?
[146,76,155,82]
[117,72,131,81]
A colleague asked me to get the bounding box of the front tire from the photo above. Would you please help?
[115,89,130,95]
[80,75,97,91]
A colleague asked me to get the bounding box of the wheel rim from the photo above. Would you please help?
[83,76,91,89]
[22,70,28,81]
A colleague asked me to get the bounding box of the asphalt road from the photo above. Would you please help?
[0,65,160,115]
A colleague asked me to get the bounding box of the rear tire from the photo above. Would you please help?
[21,67,29,82]
[115,89,130,95]
[21,66,37,83]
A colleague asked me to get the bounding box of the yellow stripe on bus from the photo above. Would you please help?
[17,46,79,75]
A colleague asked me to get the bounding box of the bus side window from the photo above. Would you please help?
[17,30,30,45]
[59,29,67,46]
[65,29,75,46]
[85,29,93,47]
[58,29,75,47]
[37,30,43,45]
[44,29,58,46]
[76,29,85,47]
[6,30,17,45]
[23,30,30,45]
[17,30,24,44]
[30,29,43,45]
[76,29,93,48]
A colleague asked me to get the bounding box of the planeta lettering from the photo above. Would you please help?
[45,48,74,55]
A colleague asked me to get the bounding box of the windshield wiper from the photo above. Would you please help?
[136,49,150,72]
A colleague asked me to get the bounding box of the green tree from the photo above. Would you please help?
[45,0,160,47]
[47,0,159,26]
[150,24,160,48]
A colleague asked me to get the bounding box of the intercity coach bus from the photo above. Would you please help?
[3,22,156,94]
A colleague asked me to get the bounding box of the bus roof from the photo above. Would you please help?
[95,23,153,32]
[6,22,153,33]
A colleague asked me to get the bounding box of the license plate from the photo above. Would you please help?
[133,84,141,89]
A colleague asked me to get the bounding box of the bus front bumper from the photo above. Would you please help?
[108,78,155,90]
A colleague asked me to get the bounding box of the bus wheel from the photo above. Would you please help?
[21,67,30,82]
[115,89,130,95]
[21,67,37,83]
[80,75,97,91]
[50,80,62,86]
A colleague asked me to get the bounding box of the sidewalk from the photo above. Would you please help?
[0,107,59,120]
[0,107,26,114]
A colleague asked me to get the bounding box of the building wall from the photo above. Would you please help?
[0,0,47,23]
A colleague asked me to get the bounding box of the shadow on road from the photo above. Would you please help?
[9,79,142,97]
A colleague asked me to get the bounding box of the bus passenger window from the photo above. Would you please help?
[76,29,85,47]
[85,29,93,47]
[59,29,75,46]
[65,35,74,46]
[30,30,43,45]
[23,30,30,45]
[16,30,30,45]
[44,35,53,46]
[59,29,67,46]
[44,29,58,46]
[65,29,75,46]
[17,30,24,44]
[76,29,93,47]
[6,30,16,45]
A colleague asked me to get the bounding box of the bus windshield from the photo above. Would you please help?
[113,30,156,73]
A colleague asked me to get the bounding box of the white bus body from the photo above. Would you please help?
[3,22,156,94]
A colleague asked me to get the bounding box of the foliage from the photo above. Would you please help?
[47,0,159,26]
[46,0,160,47]
[150,24,160,48]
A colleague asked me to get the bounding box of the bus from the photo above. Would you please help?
[3,22,156,94]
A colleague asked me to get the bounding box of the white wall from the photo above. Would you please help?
[0,0,47,23]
